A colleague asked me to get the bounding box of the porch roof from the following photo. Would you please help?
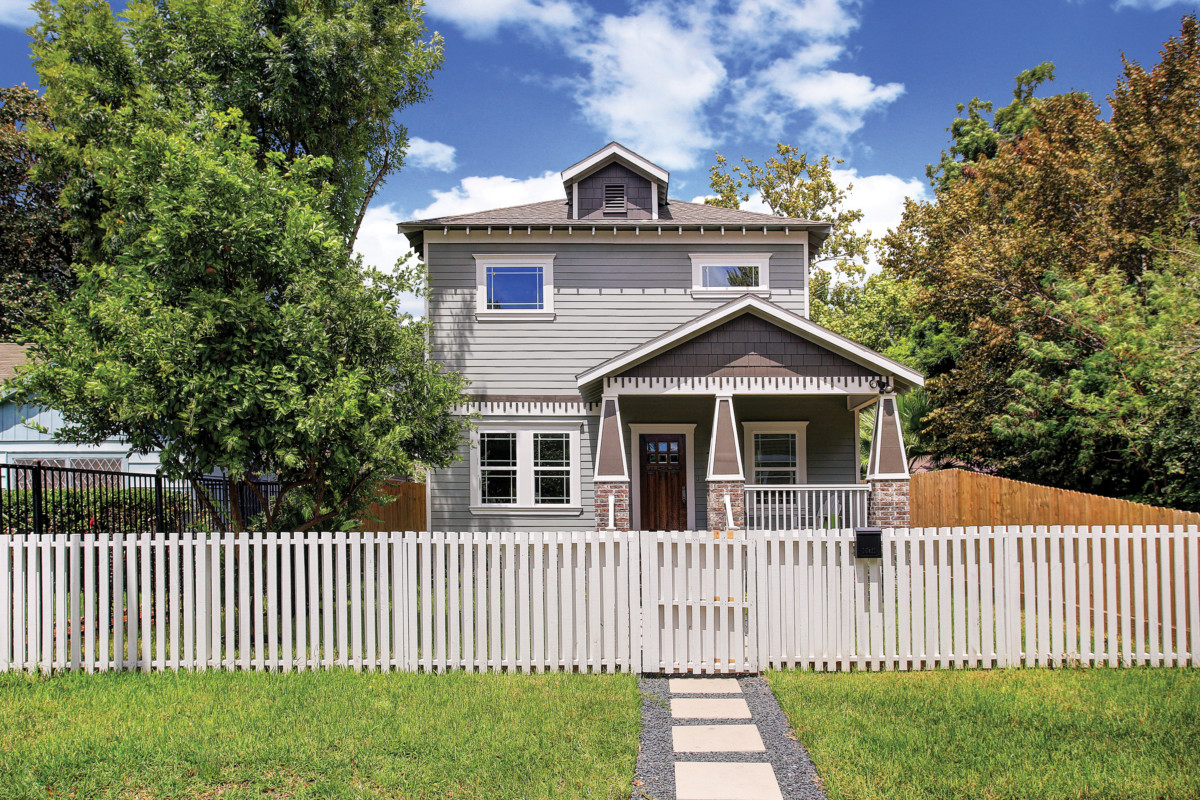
[576,295,925,396]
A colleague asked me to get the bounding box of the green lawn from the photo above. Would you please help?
[0,669,640,800]
[769,667,1200,800]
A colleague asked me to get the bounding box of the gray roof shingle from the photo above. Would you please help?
[399,198,830,230]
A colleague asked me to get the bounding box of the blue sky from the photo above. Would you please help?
[0,0,1195,290]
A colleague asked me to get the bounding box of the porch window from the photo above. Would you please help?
[474,254,556,320]
[471,423,581,512]
[690,253,771,297]
[742,422,808,485]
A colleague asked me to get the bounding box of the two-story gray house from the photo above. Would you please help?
[399,143,921,533]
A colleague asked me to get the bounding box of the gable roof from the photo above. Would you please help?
[576,295,925,393]
[559,142,669,194]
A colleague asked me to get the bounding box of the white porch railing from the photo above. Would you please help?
[745,484,870,530]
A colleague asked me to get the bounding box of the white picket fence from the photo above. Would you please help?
[1,526,1197,674]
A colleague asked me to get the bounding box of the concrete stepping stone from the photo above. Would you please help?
[672,724,765,753]
[675,762,784,800]
[670,697,752,719]
[669,677,742,694]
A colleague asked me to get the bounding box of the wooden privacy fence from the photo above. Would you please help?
[1,527,1198,675]
[357,481,425,533]
[912,469,1200,528]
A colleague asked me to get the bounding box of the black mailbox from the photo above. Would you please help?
[854,527,882,559]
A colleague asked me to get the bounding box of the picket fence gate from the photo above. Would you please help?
[1,526,1198,675]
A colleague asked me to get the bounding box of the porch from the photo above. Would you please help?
[579,297,922,533]
[590,391,904,532]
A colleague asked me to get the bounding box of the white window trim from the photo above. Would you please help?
[470,421,582,514]
[474,253,556,321]
[689,253,771,298]
[629,423,696,531]
[742,421,809,486]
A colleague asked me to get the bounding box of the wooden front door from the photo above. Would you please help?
[640,433,687,531]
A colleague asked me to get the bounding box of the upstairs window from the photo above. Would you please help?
[604,183,626,214]
[487,265,543,310]
[474,254,555,320]
[690,253,771,297]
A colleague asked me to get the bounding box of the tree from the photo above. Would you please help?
[884,16,1200,507]
[926,62,1056,191]
[0,85,74,339]
[30,0,442,249]
[14,0,466,531]
[707,145,873,327]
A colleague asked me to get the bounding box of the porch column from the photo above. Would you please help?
[593,394,631,531]
[866,393,910,528]
[705,395,745,530]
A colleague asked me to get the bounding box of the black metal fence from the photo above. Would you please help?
[0,462,283,535]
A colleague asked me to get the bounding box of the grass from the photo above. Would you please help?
[768,667,1200,800]
[0,669,640,800]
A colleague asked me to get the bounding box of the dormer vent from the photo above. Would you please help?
[604,184,626,214]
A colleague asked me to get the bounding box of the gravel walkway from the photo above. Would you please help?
[631,675,827,800]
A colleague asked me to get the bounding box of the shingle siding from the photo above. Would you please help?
[576,164,655,220]
[622,315,878,379]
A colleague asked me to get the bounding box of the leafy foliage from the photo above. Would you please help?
[14,0,467,532]
[30,0,443,248]
[0,85,74,339]
[926,62,1056,191]
[886,15,1200,508]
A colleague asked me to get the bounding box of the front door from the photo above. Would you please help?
[640,433,687,531]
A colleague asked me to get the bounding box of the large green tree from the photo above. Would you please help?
[12,0,466,531]
[885,16,1200,508]
[30,0,442,247]
[0,85,74,339]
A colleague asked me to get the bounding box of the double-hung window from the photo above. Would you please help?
[472,423,581,512]
[474,254,555,320]
[690,253,771,297]
[742,422,808,485]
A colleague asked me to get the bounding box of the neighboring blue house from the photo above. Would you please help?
[0,343,159,484]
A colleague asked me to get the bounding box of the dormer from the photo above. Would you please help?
[560,142,668,221]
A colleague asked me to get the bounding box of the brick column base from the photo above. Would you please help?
[706,480,745,530]
[594,481,631,531]
[868,478,910,528]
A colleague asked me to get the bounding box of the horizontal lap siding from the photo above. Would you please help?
[429,416,600,531]
[735,396,859,484]
[428,242,808,395]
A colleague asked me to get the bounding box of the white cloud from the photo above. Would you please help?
[0,0,36,28]
[738,58,905,145]
[428,0,903,170]
[353,203,423,316]
[406,137,457,172]
[424,0,584,37]
[1113,0,1190,8]
[571,4,725,170]
[410,170,564,219]
[833,169,929,242]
